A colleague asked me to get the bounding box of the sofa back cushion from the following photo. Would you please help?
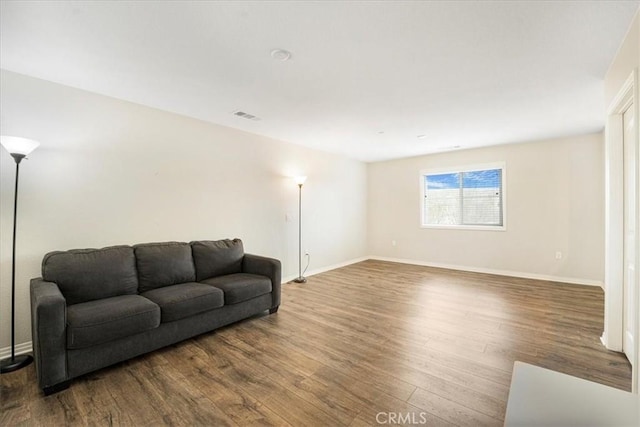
[191,239,244,281]
[42,246,138,305]
[134,242,196,292]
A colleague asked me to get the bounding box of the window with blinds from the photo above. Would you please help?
[421,164,505,229]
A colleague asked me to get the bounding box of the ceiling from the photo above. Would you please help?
[1,1,638,162]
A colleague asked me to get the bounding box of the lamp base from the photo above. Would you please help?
[293,277,307,283]
[1,354,33,374]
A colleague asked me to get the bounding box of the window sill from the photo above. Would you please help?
[420,224,506,231]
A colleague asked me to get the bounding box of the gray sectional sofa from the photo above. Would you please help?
[30,239,281,395]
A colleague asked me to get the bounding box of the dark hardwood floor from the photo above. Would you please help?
[0,260,631,426]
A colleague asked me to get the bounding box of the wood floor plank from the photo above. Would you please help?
[71,372,129,426]
[1,259,631,426]
[28,385,84,425]
[408,386,502,427]
[0,365,32,425]
[161,342,292,426]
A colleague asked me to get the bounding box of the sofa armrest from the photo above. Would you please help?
[242,254,281,309]
[30,278,68,390]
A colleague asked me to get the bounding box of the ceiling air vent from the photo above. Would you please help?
[232,110,261,121]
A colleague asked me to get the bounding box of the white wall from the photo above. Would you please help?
[0,70,367,350]
[367,133,605,284]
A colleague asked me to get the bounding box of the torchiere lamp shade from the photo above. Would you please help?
[0,136,40,156]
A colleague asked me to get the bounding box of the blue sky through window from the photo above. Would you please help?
[426,173,459,189]
[426,169,500,190]
[462,169,501,189]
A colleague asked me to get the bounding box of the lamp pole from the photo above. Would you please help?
[1,136,38,374]
[293,176,307,283]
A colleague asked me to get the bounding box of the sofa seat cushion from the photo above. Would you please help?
[200,273,272,305]
[141,282,224,323]
[67,295,160,350]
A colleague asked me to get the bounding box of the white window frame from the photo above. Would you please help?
[419,162,507,231]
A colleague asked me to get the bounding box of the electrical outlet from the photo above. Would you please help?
[392,240,397,246]
[305,249,310,256]
[555,251,562,260]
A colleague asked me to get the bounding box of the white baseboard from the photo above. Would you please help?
[368,256,604,288]
[0,341,33,359]
[282,256,369,284]
[625,331,634,366]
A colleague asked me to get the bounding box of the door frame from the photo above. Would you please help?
[603,69,640,393]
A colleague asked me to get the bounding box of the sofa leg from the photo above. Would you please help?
[269,306,279,314]
[43,381,71,396]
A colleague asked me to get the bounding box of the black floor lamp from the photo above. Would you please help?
[293,176,307,283]
[1,136,39,374]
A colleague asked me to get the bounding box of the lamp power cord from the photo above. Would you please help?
[303,252,310,276]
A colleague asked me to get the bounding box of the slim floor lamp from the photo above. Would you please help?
[1,136,39,374]
[293,176,307,283]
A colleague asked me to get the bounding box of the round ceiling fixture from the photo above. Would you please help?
[417,134,427,139]
[271,49,292,61]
